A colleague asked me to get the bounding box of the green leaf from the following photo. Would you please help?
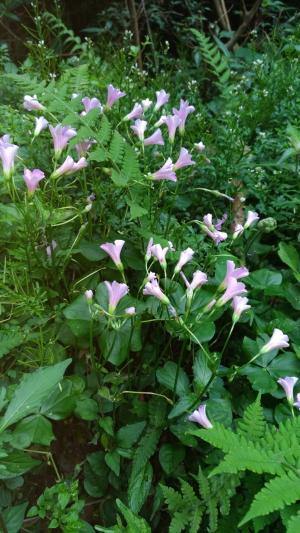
[239,474,300,526]
[0,451,40,479]
[159,443,185,475]
[75,397,98,420]
[206,398,232,426]
[88,147,107,162]
[168,393,198,419]
[193,350,212,389]
[84,452,109,497]
[12,415,55,447]
[116,421,146,448]
[156,362,189,396]
[278,242,300,272]
[2,502,28,533]
[77,240,106,261]
[247,269,282,290]
[0,359,71,432]
[0,328,24,358]
[105,450,120,476]
[40,380,76,420]
[127,199,148,220]
[287,512,300,533]
[111,169,129,187]
[128,462,153,513]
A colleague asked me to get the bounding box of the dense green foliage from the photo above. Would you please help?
[0,2,300,531]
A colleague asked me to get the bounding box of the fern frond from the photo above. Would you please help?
[170,510,190,533]
[180,479,198,507]
[196,465,211,502]
[210,443,285,477]
[115,498,151,532]
[42,12,85,55]
[287,512,300,533]
[96,115,112,145]
[109,131,125,163]
[160,485,184,513]
[191,29,231,89]
[122,144,141,181]
[239,473,300,526]
[189,422,240,453]
[237,395,266,441]
[190,506,204,533]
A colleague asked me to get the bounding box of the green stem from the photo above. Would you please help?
[173,340,187,400]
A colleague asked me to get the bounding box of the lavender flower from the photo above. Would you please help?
[142,98,152,111]
[75,140,95,157]
[173,99,195,133]
[85,289,93,302]
[81,97,102,115]
[173,148,195,170]
[163,115,181,143]
[217,277,247,306]
[277,377,298,403]
[124,103,143,121]
[144,129,164,146]
[100,239,125,269]
[294,393,300,410]
[244,211,260,229]
[105,281,129,312]
[125,306,136,316]
[46,240,57,257]
[194,141,205,152]
[154,115,167,128]
[131,119,147,141]
[23,168,45,193]
[34,116,48,137]
[188,404,213,429]
[49,124,77,157]
[143,278,170,305]
[222,261,249,289]
[202,214,228,245]
[152,158,177,182]
[145,238,154,262]
[174,247,194,274]
[52,156,87,178]
[154,90,169,111]
[23,95,45,111]
[232,296,251,322]
[0,141,19,178]
[106,84,126,109]
[150,243,169,268]
[233,223,244,239]
[260,329,290,354]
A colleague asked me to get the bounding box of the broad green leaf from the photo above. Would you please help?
[11,415,55,448]
[193,350,212,389]
[0,328,24,359]
[0,359,71,432]
[0,451,40,479]
[116,421,146,448]
[247,269,282,290]
[128,462,153,513]
[156,361,189,396]
[2,502,28,533]
[278,242,300,272]
[159,443,185,475]
[105,450,120,476]
[40,380,76,420]
[206,398,232,426]
[84,452,109,497]
[75,397,98,421]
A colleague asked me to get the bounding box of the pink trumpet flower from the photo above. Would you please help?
[52,156,87,178]
[163,115,181,143]
[221,260,249,289]
[100,239,125,269]
[244,210,260,229]
[277,377,298,404]
[154,115,167,128]
[105,281,129,313]
[293,393,300,410]
[173,99,195,133]
[173,148,195,170]
[49,124,77,157]
[46,240,57,257]
[233,223,244,239]
[0,141,19,178]
[217,277,247,306]
[75,140,95,157]
[181,270,208,292]
[81,97,102,116]
[232,296,251,322]
[152,158,177,182]
[125,306,136,316]
[154,90,169,111]
[195,141,205,152]
[34,116,48,137]
[131,119,147,141]
[174,247,194,274]
[143,278,170,305]
[145,238,154,262]
[106,84,126,109]
[23,95,45,111]
[124,103,144,121]
[0,134,11,145]
[202,214,228,245]
[142,98,152,111]
[144,129,164,146]
[23,168,45,193]
[85,290,93,302]
[150,243,169,268]
[188,404,213,429]
[260,328,290,354]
